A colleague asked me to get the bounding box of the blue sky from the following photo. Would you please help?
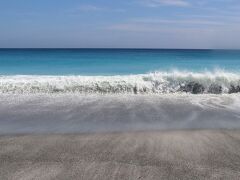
[1,0,240,48]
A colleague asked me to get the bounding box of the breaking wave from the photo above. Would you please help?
[1,70,240,94]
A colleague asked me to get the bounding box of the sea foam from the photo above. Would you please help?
[0,70,240,94]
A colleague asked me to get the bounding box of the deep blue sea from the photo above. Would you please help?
[0,49,240,75]
[1,49,240,94]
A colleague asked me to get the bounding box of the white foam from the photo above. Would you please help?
[0,70,240,94]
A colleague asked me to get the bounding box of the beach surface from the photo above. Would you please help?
[0,94,240,134]
[1,94,240,179]
[1,130,240,180]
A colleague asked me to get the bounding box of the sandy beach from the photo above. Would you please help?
[1,130,240,180]
[0,94,240,179]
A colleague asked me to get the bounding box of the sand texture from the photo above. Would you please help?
[1,130,240,180]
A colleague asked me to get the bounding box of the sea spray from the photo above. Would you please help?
[0,70,240,94]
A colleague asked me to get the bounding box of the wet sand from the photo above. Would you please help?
[1,130,240,180]
[1,94,240,134]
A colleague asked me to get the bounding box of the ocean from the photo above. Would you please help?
[1,49,240,75]
[1,49,240,94]
[0,49,240,133]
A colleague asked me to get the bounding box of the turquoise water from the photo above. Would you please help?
[1,49,240,75]
[1,49,240,94]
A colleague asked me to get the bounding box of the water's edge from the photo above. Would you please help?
[0,94,239,134]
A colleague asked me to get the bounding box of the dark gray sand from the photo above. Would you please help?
[1,130,240,180]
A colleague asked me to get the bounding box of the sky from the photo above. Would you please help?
[1,0,240,49]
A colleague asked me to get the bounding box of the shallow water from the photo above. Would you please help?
[0,94,239,134]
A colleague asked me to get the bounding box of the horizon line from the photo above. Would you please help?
[1,48,240,51]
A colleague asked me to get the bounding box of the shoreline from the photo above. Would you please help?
[0,94,240,134]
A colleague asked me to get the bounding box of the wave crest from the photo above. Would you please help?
[1,70,240,94]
